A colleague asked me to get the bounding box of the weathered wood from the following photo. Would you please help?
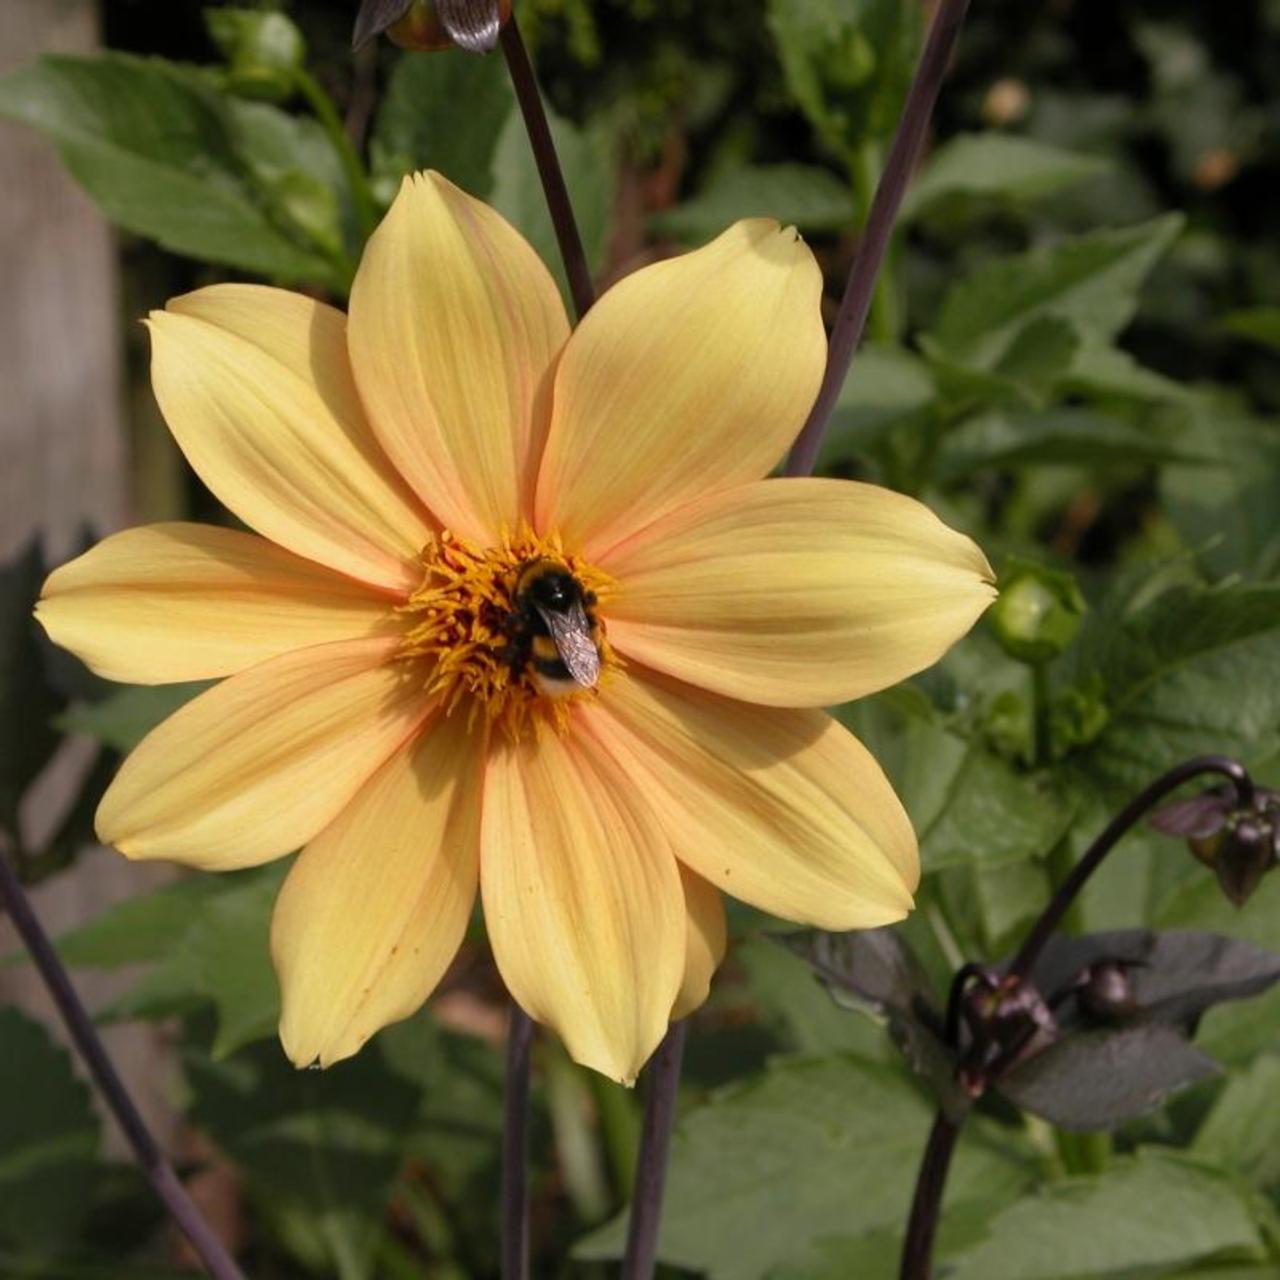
[0,0,177,1157]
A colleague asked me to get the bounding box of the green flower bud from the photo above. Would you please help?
[989,561,1085,665]
[206,10,306,103]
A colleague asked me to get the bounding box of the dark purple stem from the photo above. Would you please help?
[501,1003,534,1280]
[0,839,246,1280]
[620,1019,688,1280]
[498,16,595,320]
[1009,755,1254,980]
[785,0,972,478]
[899,1111,962,1280]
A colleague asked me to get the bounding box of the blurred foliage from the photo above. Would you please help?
[2,0,1280,1275]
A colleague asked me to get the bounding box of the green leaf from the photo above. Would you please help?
[944,1151,1265,1279]
[490,106,613,306]
[104,864,285,1058]
[371,47,515,198]
[0,53,345,287]
[929,214,1184,370]
[935,408,1200,482]
[1161,407,1280,580]
[902,133,1109,220]
[1062,342,1192,403]
[186,1036,420,1280]
[651,163,852,243]
[1222,307,1280,352]
[59,681,211,752]
[1071,580,1280,791]
[0,1008,100,1252]
[575,1056,1034,1279]
[1193,1053,1280,1189]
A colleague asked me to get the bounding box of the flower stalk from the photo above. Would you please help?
[502,1003,534,1280]
[0,835,246,1280]
[621,1019,688,1280]
[786,0,972,478]
[293,66,379,241]
[498,15,595,320]
[898,753,1258,1279]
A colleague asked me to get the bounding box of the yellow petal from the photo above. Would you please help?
[481,721,685,1084]
[583,671,918,930]
[672,865,727,1021]
[36,523,397,684]
[97,637,431,869]
[535,220,826,558]
[273,711,482,1068]
[603,478,996,707]
[348,171,570,542]
[149,284,433,594]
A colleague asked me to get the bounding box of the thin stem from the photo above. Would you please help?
[0,837,245,1280]
[620,1020,688,1280]
[786,0,971,478]
[501,1003,534,1280]
[499,15,596,320]
[851,140,898,345]
[899,1111,962,1280]
[1009,755,1254,981]
[1056,1129,1111,1176]
[295,67,379,239]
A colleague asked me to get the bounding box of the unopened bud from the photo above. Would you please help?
[206,9,305,102]
[989,561,1085,665]
[353,0,511,54]
[1077,960,1139,1023]
[1152,785,1280,907]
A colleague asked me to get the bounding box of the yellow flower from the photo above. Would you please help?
[36,172,994,1084]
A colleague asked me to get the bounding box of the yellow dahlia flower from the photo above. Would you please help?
[36,172,994,1084]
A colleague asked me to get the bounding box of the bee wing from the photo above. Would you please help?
[537,601,601,688]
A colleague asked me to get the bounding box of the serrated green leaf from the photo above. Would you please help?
[575,1056,1034,1280]
[0,1008,100,1252]
[371,47,514,197]
[652,163,852,243]
[944,1151,1265,1279]
[929,214,1184,370]
[58,681,211,753]
[0,54,344,287]
[1222,307,1280,352]
[903,132,1109,220]
[1193,1053,1280,1188]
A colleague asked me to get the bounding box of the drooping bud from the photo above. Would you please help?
[1151,785,1280,907]
[1076,960,1140,1023]
[989,560,1085,665]
[353,0,512,54]
[954,970,1057,1097]
[206,9,305,102]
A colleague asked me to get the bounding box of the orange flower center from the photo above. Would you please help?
[397,527,618,740]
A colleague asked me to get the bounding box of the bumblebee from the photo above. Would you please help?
[504,559,602,694]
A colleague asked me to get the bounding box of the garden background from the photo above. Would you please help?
[3,0,1280,1276]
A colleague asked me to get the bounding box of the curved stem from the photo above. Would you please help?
[501,1003,534,1280]
[499,16,595,320]
[621,1019,688,1280]
[1009,755,1254,981]
[294,66,379,240]
[786,0,971,478]
[0,838,245,1280]
[899,1111,962,1280]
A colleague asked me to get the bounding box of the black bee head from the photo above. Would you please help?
[516,559,583,612]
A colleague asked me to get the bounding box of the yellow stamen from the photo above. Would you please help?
[398,526,618,740]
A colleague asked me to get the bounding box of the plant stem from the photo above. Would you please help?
[502,1004,534,1280]
[620,1019,688,1280]
[0,837,246,1280]
[899,1110,962,1280]
[499,15,595,320]
[851,140,899,345]
[786,0,971,478]
[1008,755,1254,981]
[1055,1129,1111,1176]
[295,66,379,240]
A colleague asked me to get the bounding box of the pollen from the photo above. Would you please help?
[397,526,618,740]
